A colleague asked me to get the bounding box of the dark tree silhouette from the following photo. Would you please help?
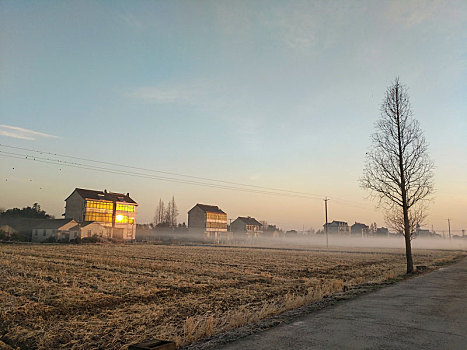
[361,78,434,273]
[0,203,54,219]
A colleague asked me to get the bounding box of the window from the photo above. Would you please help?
[85,212,113,223]
[206,212,227,221]
[86,200,113,210]
[115,214,128,223]
[116,203,135,212]
[206,222,227,229]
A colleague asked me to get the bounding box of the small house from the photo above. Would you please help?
[231,217,263,236]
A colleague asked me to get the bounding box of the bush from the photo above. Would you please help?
[44,236,57,243]
[82,235,101,243]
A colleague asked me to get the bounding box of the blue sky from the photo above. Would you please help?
[1,1,466,232]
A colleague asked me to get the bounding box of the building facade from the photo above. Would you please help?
[74,221,107,240]
[324,220,350,234]
[351,222,369,236]
[231,216,263,236]
[31,219,79,242]
[375,227,389,236]
[65,188,137,240]
[188,204,227,234]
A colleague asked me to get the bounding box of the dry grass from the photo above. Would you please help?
[0,244,461,349]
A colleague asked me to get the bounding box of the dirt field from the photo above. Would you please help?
[0,244,462,349]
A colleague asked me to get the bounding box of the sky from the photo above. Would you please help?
[0,0,466,233]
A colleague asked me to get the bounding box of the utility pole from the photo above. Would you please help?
[447,218,451,240]
[324,197,329,248]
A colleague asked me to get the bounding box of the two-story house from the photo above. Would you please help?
[64,188,137,240]
[188,203,227,235]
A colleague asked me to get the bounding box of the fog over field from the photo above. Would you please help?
[138,229,467,252]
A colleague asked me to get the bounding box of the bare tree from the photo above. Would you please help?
[385,202,427,237]
[164,200,172,226]
[153,199,165,226]
[166,196,179,228]
[361,78,434,273]
[155,196,179,229]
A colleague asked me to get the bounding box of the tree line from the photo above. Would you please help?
[0,203,53,219]
[153,196,179,228]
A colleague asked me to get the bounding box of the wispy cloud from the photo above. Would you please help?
[127,86,198,104]
[384,0,445,27]
[126,81,217,105]
[249,174,261,181]
[118,13,144,31]
[0,124,60,140]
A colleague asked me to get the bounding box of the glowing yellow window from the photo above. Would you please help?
[115,214,128,223]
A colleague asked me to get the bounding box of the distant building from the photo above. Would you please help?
[75,221,107,240]
[65,188,137,241]
[351,222,369,236]
[375,227,389,236]
[285,229,298,236]
[188,204,227,234]
[262,224,282,238]
[0,218,54,241]
[31,219,79,242]
[324,220,350,234]
[0,224,18,235]
[231,216,263,236]
[415,224,433,238]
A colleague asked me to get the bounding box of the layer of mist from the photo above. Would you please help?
[136,229,467,251]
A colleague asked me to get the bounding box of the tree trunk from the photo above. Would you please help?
[403,204,414,273]
[395,81,414,274]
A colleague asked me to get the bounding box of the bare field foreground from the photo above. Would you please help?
[0,244,463,349]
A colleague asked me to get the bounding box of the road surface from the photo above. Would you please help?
[220,258,467,350]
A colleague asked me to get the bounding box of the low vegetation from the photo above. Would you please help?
[0,244,462,349]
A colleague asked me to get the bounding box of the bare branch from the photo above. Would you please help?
[360,78,434,273]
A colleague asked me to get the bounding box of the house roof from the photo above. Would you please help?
[234,216,262,226]
[0,218,53,232]
[67,188,137,204]
[0,224,18,233]
[191,204,226,214]
[328,220,348,225]
[31,219,77,229]
[80,221,104,228]
[351,222,369,228]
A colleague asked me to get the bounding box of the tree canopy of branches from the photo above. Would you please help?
[153,196,179,229]
[361,78,434,273]
[153,199,165,226]
[0,203,54,219]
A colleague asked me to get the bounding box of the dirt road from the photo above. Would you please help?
[220,258,467,350]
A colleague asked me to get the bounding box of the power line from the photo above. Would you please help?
[0,144,372,209]
[1,143,335,199]
[0,151,326,200]
[0,143,326,199]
